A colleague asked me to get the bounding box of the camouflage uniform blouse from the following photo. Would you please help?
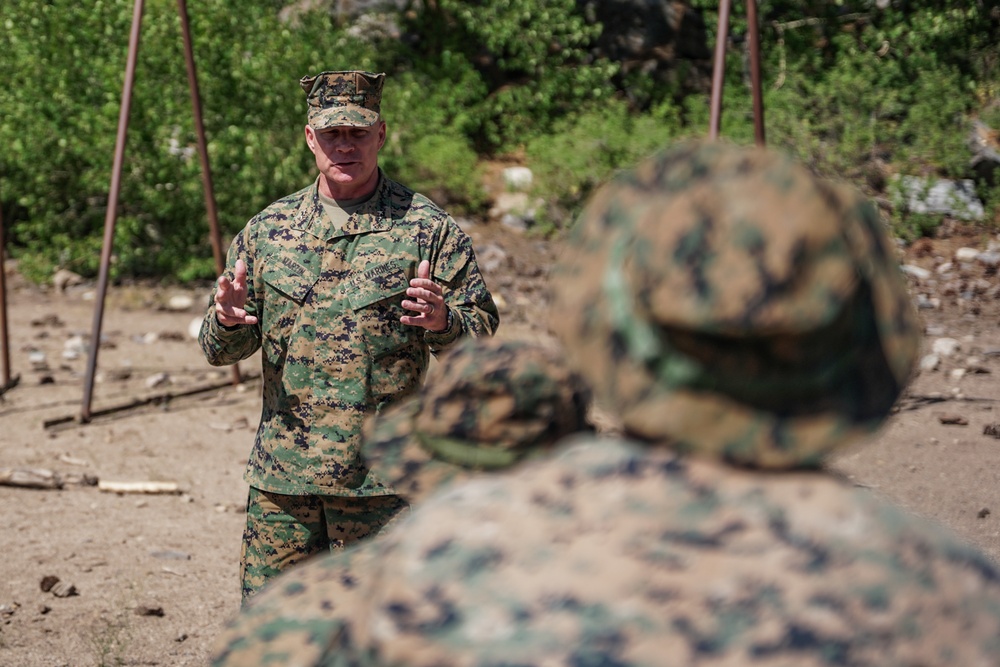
[198,173,499,497]
[210,437,1000,667]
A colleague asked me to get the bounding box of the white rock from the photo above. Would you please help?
[188,317,204,340]
[919,354,940,372]
[166,294,195,311]
[901,264,931,281]
[932,337,961,357]
[935,262,953,274]
[63,335,87,359]
[976,251,1000,268]
[894,176,985,220]
[950,368,967,381]
[490,191,530,219]
[28,350,47,370]
[501,166,533,192]
[954,247,980,262]
[145,372,170,389]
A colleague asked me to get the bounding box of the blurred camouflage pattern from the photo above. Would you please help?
[300,70,384,129]
[199,172,500,497]
[213,532,375,666]
[211,439,1000,667]
[361,336,592,504]
[550,140,921,468]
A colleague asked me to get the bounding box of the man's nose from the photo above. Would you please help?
[331,134,354,151]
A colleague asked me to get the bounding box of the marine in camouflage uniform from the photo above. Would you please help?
[210,140,1000,667]
[198,71,499,602]
[209,336,592,666]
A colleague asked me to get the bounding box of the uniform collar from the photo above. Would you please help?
[291,171,393,240]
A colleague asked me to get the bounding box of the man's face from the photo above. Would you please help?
[305,119,386,200]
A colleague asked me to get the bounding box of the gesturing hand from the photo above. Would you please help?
[401,260,448,331]
[214,259,258,326]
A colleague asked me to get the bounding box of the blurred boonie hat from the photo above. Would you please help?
[362,337,592,504]
[550,139,921,469]
[299,70,384,129]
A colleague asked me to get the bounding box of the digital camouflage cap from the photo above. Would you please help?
[299,70,384,129]
[361,336,592,504]
[550,139,921,469]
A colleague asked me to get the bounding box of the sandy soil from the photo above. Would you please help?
[0,219,998,666]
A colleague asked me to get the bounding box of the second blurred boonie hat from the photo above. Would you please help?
[362,337,592,504]
[299,70,384,129]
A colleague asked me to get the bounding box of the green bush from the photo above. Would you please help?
[689,0,1000,239]
[525,98,686,227]
[0,0,372,282]
[397,0,618,152]
[2,0,999,283]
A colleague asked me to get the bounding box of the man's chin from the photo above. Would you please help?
[330,167,362,181]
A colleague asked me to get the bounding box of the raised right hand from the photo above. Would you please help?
[214,259,258,326]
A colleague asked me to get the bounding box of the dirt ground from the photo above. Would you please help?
[1,218,999,666]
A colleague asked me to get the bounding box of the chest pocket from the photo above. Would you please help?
[261,260,319,344]
[346,260,418,359]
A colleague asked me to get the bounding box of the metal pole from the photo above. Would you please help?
[747,0,766,146]
[177,0,241,385]
[0,199,11,388]
[708,0,732,140]
[82,0,145,423]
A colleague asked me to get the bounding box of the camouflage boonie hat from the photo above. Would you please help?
[551,139,921,469]
[361,337,592,504]
[299,70,384,129]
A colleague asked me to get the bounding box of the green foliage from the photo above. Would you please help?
[382,128,487,214]
[525,98,686,223]
[398,0,619,152]
[2,0,999,282]
[0,0,362,282]
[689,0,1000,238]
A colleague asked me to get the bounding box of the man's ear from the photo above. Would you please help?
[304,124,316,151]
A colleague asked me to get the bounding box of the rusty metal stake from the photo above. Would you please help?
[747,0,766,146]
[177,0,241,385]
[81,0,145,423]
[83,0,244,421]
[709,0,766,146]
[708,0,732,141]
[0,195,17,393]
